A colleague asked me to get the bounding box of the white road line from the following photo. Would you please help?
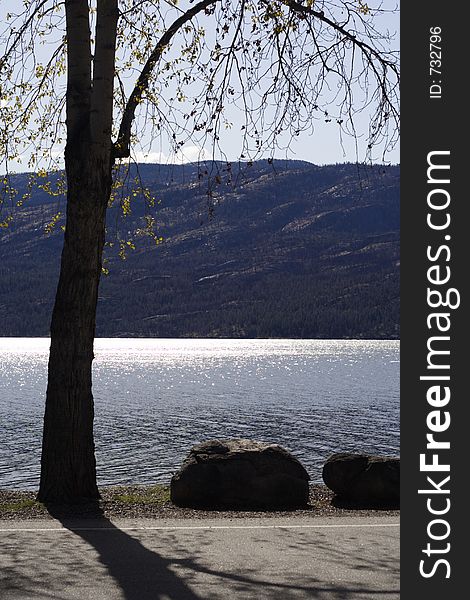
[0,523,400,533]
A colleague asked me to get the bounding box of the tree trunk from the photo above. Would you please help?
[37,0,118,504]
[37,150,112,503]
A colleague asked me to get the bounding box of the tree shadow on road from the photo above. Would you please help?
[36,503,399,600]
[45,503,202,600]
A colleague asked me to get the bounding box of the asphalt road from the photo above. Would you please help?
[0,516,399,600]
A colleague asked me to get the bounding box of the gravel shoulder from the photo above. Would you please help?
[0,484,399,521]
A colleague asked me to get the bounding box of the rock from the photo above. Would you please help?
[170,439,310,509]
[322,453,400,505]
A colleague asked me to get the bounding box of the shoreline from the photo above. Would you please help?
[0,484,399,521]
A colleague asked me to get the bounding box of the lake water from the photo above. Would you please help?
[0,338,399,490]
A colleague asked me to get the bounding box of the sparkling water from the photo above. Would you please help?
[0,338,399,489]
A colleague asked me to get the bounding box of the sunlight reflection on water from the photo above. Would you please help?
[0,338,399,489]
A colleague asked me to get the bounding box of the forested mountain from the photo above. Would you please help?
[0,160,399,338]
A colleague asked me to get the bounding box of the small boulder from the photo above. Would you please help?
[322,452,399,505]
[170,439,310,509]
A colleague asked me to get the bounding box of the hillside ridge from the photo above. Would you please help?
[0,160,399,338]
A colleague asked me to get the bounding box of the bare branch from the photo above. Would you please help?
[113,0,220,159]
[0,0,50,71]
[280,0,399,75]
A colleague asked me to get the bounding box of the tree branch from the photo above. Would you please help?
[113,0,219,159]
[65,0,92,144]
[0,0,50,71]
[279,0,399,77]
[91,0,119,150]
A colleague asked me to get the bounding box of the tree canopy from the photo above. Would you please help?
[1,0,399,177]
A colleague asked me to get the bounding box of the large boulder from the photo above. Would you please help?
[322,453,400,505]
[170,439,310,509]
